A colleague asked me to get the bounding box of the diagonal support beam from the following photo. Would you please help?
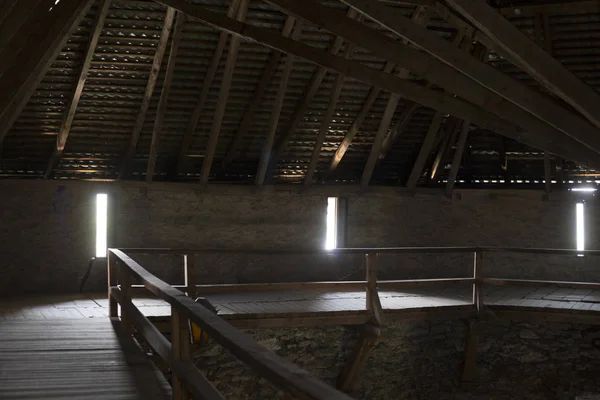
[255,20,303,185]
[119,7,176,179]
[155,0,600,167]
[446,0,600,131]
[45,0,112,179]
[146,12,185,183]
[221,15,296,170]
[379,102,419,160]
[175,0,242,175]
[430,117,459,182]
[199,0,250,185]
[406,111,445,189]
[446,119,471,195]
[0,0,94,149]
[336,324,380,393]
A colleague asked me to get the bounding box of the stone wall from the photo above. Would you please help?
[1,179,599,296]
[190,319,600,400]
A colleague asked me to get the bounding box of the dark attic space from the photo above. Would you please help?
[4,0,600,399]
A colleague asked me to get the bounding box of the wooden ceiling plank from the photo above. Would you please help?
[154,0,600,167]
[0,0,94,150]
[175,0,242,175]
[199,0,249,185]
[44,0,112,180]
[445,0,600,132]
[145,12,185,183]
[328,6,430,173]
[119,7,176,179]
[255,20,303,186]
[445,119,471,196]
[0,0,38,55]
[285,0,600,158]
[304,43,355,188]
[221,15,296,170]
[406,111,445,189]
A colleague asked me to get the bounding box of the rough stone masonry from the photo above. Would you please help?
[191,319,600,400]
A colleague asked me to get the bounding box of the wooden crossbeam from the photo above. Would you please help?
[145,12,185,183]
[44,0,112,179]
[303,43,355,188]
[318,0,600,157]
[0,0,93,149]
[199,0,249,185]
[255,20,303,185]
[445,119,471,196]
[221,15,296,170]
[445,0,600,133]
[175,0,242,176]
[119,7,176,179]
[155,0,600,167]
[406,111,445,189]
[327,6,431,174]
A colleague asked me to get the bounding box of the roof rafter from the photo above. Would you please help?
[199,0,250,185]
[446,119,471,195]
[406,111,445,189]
[444,0,600,133]
[175,0,242,176]
[44,0,112,179]
[154,0,600,167]
[146,12,186,183]
[255,19,304,185]
[119,7,176,179]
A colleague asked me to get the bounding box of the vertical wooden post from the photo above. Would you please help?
[118,263,132,333]
[473,250,483,313]
[365,253,377,311]
[184,254,196,298]
[107,251,118,317]
[171,308,191,400]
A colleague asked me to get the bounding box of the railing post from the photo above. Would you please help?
[365,253,383,326]
[118,262,132,333]
[473,250,483,313]
[171,308,191,400]
[183,254,196,298]
[107,250,118,318]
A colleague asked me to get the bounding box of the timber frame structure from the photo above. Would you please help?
[3,0,600,192]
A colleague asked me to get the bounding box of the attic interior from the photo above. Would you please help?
[5,0,600,399]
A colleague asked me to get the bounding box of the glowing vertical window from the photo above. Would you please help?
[325,197,338,250]
[96,193,108,258]
[576,202,585,255]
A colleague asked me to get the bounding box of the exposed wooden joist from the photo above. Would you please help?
[445,0,600,132]
[430,117,458,182]
[406,112,445,189]
[44,0,112,179]
[303,44,354,188]
[0,0,94,150]
[379,103,419,160]
[155,0,600,167]
[175,0,242,175]
[145,12,185,183]
[255,20,303,186]
[445,119,471,196]
[222,16,296,170]
[326,6,430,174]
[119,7,176,179]
[339,0,600,157]
[336,324,380,393]
[199,0,249,185]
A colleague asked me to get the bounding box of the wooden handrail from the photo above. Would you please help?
[109,249,353,400]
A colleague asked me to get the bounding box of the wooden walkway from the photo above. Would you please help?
[0,316,171,399]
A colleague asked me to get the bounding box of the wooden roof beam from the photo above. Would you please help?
[406,111,445,189]
[255,20,303,185]
[445,119,470,196]
[44,0,112,179]
[119,7,176,179]
[0,0,93,150]
[445,0,600,132]
[145,12,185,183]
[175,0,242,176]
[221,15,296,170]
[199,0,249,185]
[155,0,600,167]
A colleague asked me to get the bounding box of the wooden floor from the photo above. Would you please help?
[0,316,171,399]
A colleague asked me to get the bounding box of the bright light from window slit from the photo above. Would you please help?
[96,194,108,258]
[325,197,338,250]
[576,202,585,256]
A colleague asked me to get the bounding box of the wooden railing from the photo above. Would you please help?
[109,246,600,398]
